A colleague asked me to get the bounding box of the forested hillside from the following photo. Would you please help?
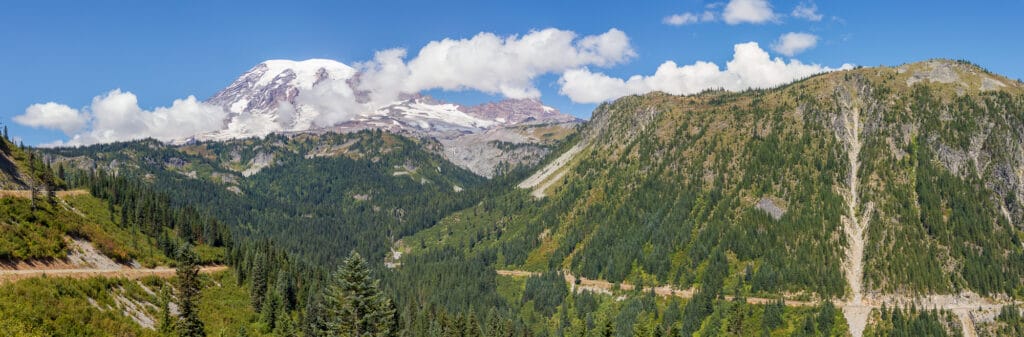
[43,130,498,266]
[0,129,230,265]
[419,59,1024,299]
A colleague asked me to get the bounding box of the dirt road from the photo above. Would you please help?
[496,269,816,307]
[498,268,1021,336]
[0,266,228,283]
[0,189,90,199]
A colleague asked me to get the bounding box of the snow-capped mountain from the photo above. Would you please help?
[208,59,356,116]
[199,59,581,176]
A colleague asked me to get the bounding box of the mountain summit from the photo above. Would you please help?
[208,59,356,116]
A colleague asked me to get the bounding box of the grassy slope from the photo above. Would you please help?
[0,193,173,266]
[0,269,260,337]
[0,135,63,190]
[0,276,165,336]
[0,191,226,267]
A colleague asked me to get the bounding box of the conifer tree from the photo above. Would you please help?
[57,163,65,183]
[486,308,513,337]
[277,269,296,311]
[763,299,784,331]
[816,301,836,335]
[463,311,480,337]
[275,310,298,337]
[323,251,397,337]
[251,253,268,313]
[159,285,175,334]
[261,292,280,332]
[175,244,205,337]
[303,288,330,337]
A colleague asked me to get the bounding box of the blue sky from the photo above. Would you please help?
[3,0,1023,145]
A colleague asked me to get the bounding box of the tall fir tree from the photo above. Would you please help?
[251,253,269,313]
[261,292,280,332]
[159,284,175,334]
[302,286,330,337]
[277,269,296,312]
[275,303,299,337]
[323,251,397,337]
[175,243,205,337]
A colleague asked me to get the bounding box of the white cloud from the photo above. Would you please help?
[309,28,636,121]
[296,74,368,128]
[664,13,699,25]
[15,89,229,146]
[292,28,636,131]
[722,0,778,24]
[398,28,634,100]
[771,32,819,56]
[792,2,823,21]
[297,28,635,127]
[663,11,717,26]
[702,11,717,22]
[15,102,88,134]
[558,42,852,104]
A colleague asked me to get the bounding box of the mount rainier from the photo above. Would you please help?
[197,59,581,177]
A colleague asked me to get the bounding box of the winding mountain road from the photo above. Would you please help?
[496,269,817,307]
[0,266,228,284]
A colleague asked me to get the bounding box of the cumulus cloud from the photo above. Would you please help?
[722,0,778,24]
[771,32,819,56]
[297,74,368,128]
[15,102,88,134]
[287,28,636,131]
[791,2,823,21]
[364,28,635,100]
[558,42,852,104]
[15,89,228,146]
[663,11,716,26]
[664,13,699,26]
